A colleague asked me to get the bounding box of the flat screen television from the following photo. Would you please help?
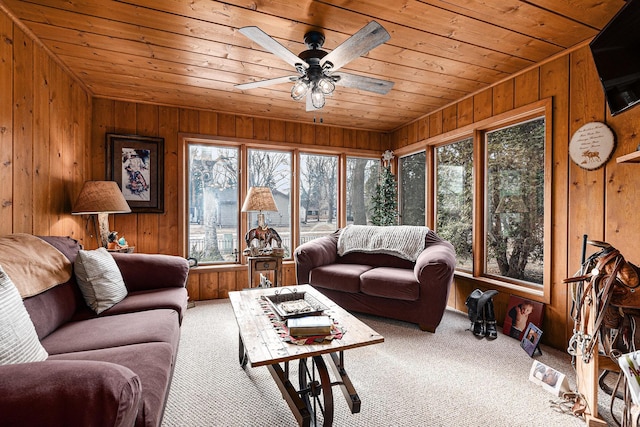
[590,0,640,116]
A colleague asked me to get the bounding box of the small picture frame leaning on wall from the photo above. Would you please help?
[521,322,543,357]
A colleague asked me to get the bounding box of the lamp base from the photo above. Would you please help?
[97,212,110,248]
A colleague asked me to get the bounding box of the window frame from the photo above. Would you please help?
[178,134,382,269]
[394,99,552,303]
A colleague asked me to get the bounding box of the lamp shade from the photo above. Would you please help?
[72,181,131,214]
[241,187,278,212]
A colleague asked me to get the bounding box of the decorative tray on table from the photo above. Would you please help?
[262,288,328,320]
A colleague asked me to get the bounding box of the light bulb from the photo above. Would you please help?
[317,77,335,95]
[311,86,325,109]
[291,79,309,101]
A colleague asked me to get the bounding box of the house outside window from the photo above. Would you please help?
[187,144,239,264]
[399,151,426,226]
[247,149,292,257]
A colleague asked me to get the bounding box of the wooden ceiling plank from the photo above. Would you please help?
[524,0,625,29]
[45,34,463,108]
[61,55,439,118]
[419,0,598,46]
[229,0,564,60]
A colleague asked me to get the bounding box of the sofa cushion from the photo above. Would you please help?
[49,342,174,427]
[42,309,180,355]
[74,248,128,314]
[360,267,420,301]
[310,264,373,293]
[101,288,188,324]
[0,266,48,365]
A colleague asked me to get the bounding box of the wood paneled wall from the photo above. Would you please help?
[0,11,90,238]
[5,0,639,350]
[391,45,640,349]
[90,98,388,300]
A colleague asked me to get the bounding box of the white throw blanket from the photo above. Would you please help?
[337,225,429,262]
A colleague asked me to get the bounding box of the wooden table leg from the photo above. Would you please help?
[329,352,361,413]
[267,363,312,427]
[238,333,248,368]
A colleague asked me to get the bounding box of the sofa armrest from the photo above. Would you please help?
[0,360,141,427]
[414,237,456,287]
[111,253,189,292]
[294,232,339,284]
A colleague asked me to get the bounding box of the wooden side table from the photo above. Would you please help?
[247,255,283,288]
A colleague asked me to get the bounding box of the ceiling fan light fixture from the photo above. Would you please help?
[311,86,325,109]
[291,79,310,101]
[317,77,335,95]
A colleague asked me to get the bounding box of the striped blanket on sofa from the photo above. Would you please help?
[337,225,429,262]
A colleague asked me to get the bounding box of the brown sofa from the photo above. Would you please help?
[294,227,456,332]
[0,236,189,427]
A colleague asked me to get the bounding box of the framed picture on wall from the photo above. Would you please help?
[106,134,164,213]
[502,295,544,341]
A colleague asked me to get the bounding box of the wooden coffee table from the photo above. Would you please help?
[229,284,384,427]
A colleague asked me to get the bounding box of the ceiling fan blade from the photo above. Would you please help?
[320,21,390,72]
[239,27,308,70]
[235,75,298,90]
[334,72,394,95]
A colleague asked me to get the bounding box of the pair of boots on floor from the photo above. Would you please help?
[465,289,498,340]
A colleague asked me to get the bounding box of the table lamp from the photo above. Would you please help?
[241,187,279,253]
[72,181,131,248]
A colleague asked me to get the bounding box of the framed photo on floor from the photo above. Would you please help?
[106,133,164,213]
[502,295,544,340]
[520,322,543,357]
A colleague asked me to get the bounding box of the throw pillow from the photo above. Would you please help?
[0,265,48,365]
[74,247,128,314]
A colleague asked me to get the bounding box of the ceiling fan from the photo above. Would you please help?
[235,21,394,110]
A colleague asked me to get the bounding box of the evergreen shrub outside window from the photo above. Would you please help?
[485,117,545,285]
[399,151,426,226]
[436,138,473,271]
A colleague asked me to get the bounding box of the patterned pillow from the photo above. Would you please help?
[74,248,128,314]
[0,265,48,365]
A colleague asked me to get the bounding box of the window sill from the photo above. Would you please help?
[454,271,546,303]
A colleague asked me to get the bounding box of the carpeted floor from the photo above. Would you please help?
[162,299,607,427]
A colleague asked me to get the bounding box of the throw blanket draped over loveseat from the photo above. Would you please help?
[337,225,429,262]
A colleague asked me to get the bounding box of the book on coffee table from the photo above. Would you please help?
[287,315,333,336]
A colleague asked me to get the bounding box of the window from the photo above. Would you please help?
[247,149,292,256]
[435,138,473,271]
[485,117,545,285]
[346,157,380,225]
[187,144,239,264]
[299,153,338,244]
[399,151,426,225]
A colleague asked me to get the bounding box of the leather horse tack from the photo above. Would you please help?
[564,241,640,423]
[565,240,640,363]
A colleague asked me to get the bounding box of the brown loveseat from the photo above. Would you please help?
[0,235,189,427]
[294,226,456,332]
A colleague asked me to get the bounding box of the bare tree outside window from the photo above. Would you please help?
[436,138,473,271]
[485,117,545,285]
[346,157,380,225]
[187,144,239,264]
[399,151,426,226]
[299,153,338,244]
